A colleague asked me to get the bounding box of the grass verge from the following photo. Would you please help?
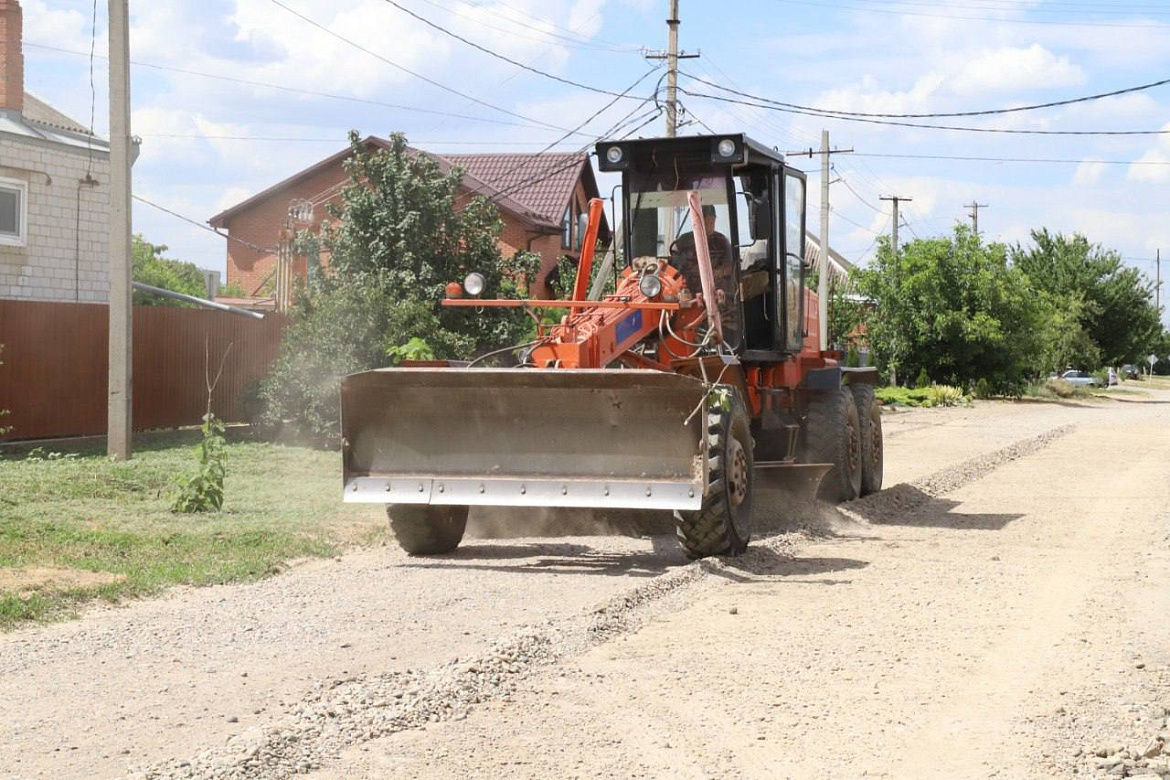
[0,432,385,629]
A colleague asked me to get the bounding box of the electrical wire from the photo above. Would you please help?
[265,0,584,131]
[832,167,885,214]
[378,0,643,98]
[852,151,1170,166]
[680,70,1170,120]
[830,206,884,236]
[771,0,1170,29]
[26,42,595,138]
[141,134,585,146]
[678,87,1170,135]
[410,0,639,52]
[133,195,276,254]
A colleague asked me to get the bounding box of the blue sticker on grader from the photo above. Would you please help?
[615,310,643,346]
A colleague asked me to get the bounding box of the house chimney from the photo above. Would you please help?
[0,0,22,114]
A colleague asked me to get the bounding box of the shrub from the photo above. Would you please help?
[915,368,931,389]
[172,412,227,513]
[974,377,992,400]
[927,384,965,407]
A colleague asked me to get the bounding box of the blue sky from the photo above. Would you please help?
[27,0,1170,311]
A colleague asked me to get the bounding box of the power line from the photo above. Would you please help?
[25,42,594,137]
[410,0,639,52]
[853,151,1170,166]
[771,0,1170,29]
[377,0,643,98]
[133,195,275,254]
[842,0,1170,18]
[830,206,884,235]
[832,167,885,214]
[680,70,1170,120]
[141,133,584,145]
[678,87,1170,135]
[265,0,583,130]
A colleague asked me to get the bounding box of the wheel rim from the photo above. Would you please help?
[728,436,749,508]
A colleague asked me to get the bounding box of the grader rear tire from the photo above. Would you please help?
[387,505,468,555]
[849,383,884,496]
[673,390,753,559]
[805,387,863,503]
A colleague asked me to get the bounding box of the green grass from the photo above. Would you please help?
[0,432,386,628]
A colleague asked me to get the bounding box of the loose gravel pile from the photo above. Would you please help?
[136,536,796,780]
[840,423,1076,524]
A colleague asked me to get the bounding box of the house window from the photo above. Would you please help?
[0,177,27,247]
[575,210,587,250]
[561,205,572,249]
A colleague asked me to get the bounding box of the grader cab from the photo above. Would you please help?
[341,133,883,558]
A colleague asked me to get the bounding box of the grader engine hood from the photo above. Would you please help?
[341,368,708,511]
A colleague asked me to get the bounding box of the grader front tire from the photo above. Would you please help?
[387,505,468,555]
[673,390,754,559]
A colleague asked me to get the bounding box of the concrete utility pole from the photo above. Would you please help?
[880,195,912,254]
[665,0,679,137]
[1157,248,1161,314]
[107,0,133,461]
[966,201,988,236]
[784,136,853,349]
[819,129,830,349]
[644,1,699,138]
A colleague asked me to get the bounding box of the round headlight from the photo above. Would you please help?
[605,145,624,164]
[639,273,663,299]
[463,272,486,297]
[717,139,737,158]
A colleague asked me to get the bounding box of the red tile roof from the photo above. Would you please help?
[438,152,587,226]
[209,138,599,236]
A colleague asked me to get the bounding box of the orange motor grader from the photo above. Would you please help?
[340,133,883,558]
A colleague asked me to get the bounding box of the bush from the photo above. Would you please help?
[915,368,931,389]
[974,377,992,399]
[257,132,538,446]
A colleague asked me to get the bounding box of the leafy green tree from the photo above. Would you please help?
[1012,230,1161,366]
[258,131,539,444]
[132,235,208,305]
[855,227,1049,393]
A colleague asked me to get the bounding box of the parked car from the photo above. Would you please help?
[1122,364,1140,380]
[1048,369,1102,387]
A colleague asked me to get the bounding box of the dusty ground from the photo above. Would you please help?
[3,391,1168,779]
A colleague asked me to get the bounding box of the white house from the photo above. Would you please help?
[0,0,112,303]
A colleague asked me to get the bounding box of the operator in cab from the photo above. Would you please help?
[670,204,734,301]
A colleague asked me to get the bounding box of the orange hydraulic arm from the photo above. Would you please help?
[441,191,717,369]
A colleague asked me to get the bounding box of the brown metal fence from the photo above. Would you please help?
[0,300,287,441]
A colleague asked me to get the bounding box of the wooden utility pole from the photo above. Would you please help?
[966,201,988,236]
[107,0,132,460]
[880,195,912,254]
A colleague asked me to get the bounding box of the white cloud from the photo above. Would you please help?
[1074,160,1107,185]
[1127,149,1170,183]
[951,44,1084,96]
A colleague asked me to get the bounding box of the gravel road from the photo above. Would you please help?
[4,392,1168,779]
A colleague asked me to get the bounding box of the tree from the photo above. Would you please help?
[854,227,1049,393]
[131,235,208,305]
[1012,230,1161,366]
[257,131,539,444]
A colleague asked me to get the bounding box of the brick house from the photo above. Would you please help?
[208,136,610,300]
[0,0,111,303]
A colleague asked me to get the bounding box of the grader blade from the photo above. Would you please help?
[341,368,709,511]
[753,462,833,497]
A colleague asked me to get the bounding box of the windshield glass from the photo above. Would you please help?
[626,165,740,347]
